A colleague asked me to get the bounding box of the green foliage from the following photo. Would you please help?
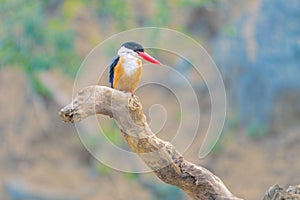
[88,0,218,30]
[0,0,219,95]
[147,183,184,200]
[210,139,223,154]
[97,163,112,175]
[30,73,52,97]
[210,116,239,154]
[153,0,172,27]
[175,110,183,123]
[81,133,103,151]
[224,25,238,37]
[123,172,138,181]
[63,0,85,20]
[247,120,269,139]
[174,0,219,7]
[135,175,184,200]
[90,0,129,30]
[102,122,123,146]
[0,0,80,95]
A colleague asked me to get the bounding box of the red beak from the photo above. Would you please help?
[138,51,161,64]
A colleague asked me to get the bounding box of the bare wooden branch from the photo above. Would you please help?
[263,184,300,200]
[59,85,242,200]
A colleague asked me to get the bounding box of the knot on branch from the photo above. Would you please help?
[59,86,98,122]
[59,104,76,123]
[128,95,142,111]
[263,184,300,200]
[128,95,146,126]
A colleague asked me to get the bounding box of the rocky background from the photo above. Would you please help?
[1,0,300,199]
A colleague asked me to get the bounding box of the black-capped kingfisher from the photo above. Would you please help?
[109,42,161,93]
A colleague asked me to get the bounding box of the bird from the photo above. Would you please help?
[109,42,161,93]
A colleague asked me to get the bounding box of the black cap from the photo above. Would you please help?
[122,42,144,52]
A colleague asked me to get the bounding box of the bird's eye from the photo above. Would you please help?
[134,48,142,52]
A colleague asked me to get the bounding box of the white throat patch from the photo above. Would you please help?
[122,55,140,75]
[118,46,140,75]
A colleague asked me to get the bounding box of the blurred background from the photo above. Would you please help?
[1,0,300,199]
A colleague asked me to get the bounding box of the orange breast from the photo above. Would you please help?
[113,56,142,93]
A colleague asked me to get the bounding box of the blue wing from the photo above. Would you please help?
[109,56,120,88]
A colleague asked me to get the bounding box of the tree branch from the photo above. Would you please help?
[59,86,242,200]
[263,184,300,200]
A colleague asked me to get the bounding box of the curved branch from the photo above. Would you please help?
[59,86,242,200]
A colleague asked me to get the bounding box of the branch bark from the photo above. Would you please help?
[263,184,300,200]
[59,85,242,200]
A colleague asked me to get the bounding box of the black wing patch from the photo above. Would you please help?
[109,56,120,88]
